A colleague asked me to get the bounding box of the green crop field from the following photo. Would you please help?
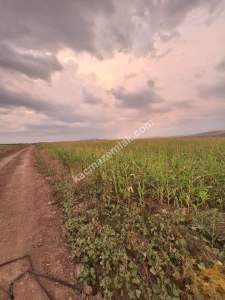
[0,144,19,155]
[0,144,14,150]
[37,137,225,299]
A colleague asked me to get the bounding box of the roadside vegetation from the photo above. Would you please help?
[0,144,16,150]
[37,137,225,299]
[0,144,21,155]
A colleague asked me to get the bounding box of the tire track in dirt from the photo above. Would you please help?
[0,148,26,171]
[0,146,82,299]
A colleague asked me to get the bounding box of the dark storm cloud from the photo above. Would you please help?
[172,100,193,109]
[157,0,221,28]
[0,0,222,58]
[0,0,113,55]
[112,80,163,109]
[112,78,194,115]
[109,0,223,55]
[0,85,82,123]
[0,86,49,111]
[0,43,63,80]
[198,80,225,100]
[112,87,161,108]
[216,57,225,72]
[82,89,101,104]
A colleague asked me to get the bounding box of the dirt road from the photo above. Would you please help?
[0,146,81,299]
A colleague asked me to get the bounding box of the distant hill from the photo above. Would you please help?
[192,130,225,137]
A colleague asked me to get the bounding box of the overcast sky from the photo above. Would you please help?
[0,0,225,143]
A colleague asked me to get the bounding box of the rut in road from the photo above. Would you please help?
[0,147,83,300]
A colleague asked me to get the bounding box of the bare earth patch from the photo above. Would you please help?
[0,146,85,299]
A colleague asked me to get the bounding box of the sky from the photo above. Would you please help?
[0,0,225,143]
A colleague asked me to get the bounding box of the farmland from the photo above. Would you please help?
[0,144,18,154]
[37,137,225,299]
